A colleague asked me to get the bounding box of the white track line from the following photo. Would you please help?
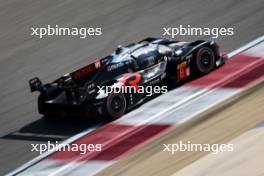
[6,35,264,176]
[228,35,264,58]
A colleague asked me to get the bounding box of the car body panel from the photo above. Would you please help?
[29,37,227,119]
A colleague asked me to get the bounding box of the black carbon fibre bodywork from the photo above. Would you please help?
[29,37,227,119]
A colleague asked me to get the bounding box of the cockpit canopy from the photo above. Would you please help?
[131,44,171,69]
[106,43,172,70]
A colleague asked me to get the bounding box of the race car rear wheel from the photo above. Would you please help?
[106,92,127,120]
[194,47,215,74]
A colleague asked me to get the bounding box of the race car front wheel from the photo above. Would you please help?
[106,93,127,120]
[194,47,215,74]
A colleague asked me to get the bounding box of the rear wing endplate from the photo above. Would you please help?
[29,77,42,92]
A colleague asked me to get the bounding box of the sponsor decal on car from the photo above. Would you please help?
[177,61,189,80]
[148,77,162,85]
[107,62,125,71]
[72,64,94,79]
[121,73,142,90]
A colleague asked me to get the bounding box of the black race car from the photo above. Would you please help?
[29,37,227,120]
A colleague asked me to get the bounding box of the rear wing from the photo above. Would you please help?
[29,77,42,92]
[29,59,105,92]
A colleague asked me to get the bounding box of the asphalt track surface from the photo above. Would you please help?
[0,0,264,175]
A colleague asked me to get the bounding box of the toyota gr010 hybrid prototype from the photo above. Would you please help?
[29,37,227,120]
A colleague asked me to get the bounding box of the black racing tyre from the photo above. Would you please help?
[194,47,215,74]
[106,93,127,120]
